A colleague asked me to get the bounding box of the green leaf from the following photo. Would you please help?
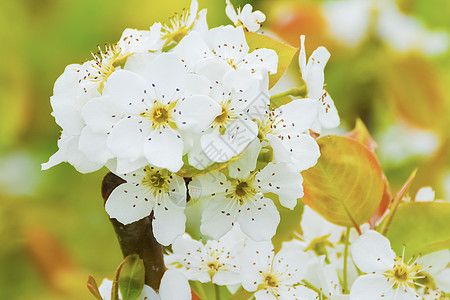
[265,192,304,251]
[302,135,384,229]
[118,255,145,300]
[245,31,298,89]
[228,286,255,300]
[384,202,450,258]
[176,154,242,178]
[87,275,103,300]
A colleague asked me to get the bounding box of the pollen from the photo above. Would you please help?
[140,101,177,130]
[141,167,171,196]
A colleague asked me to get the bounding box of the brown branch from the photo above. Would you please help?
[102,172,165,291]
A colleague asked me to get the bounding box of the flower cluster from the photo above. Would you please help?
[44,1,450,300]
[43,0,338,247]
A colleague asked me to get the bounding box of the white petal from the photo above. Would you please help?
[228,139,261,179]
[78,126,112,165]
[351,230,395,273]
[142,53,188,104]
[273,247,309,284]
[237,196,280,241]
[255,162,303,209]
[153,196,186,246]
[418,250,450,275]
[201,119,258,162]
[174,95,221,132]
[103,69,150,114]
[298,35,306,74]
[188,172,231,199]
[254,289,277,300]
[225,0,238,24]
[98,279,114,300]
[318,91,340,129]
[350,274,395,300]
[139,285,159,300]
[212,269,242,286]
[208,26,249,62]
[201,196,238,239]
[243,48,278,74]
[105,183,154,225]
[275,99,319,133]
[174,31,212,68]
[152,175,187,246]
[415,186,435,202]
[107,116,149,161]
[270,133,320,172]
[82,95,122,134]
[288,285,318,299]
[159,270,191,300]
[301,205,344,244]
[143,129,184,172]
[304,46,330,100]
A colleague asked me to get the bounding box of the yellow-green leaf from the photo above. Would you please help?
[344,119,377,153]
[118,255,145,300]
[302,135,384,229]
[177,153,242,178]
[384,202,450,258]
[87,275,103,300]
[245,31,298,89]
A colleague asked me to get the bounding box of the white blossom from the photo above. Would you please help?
[260,100,320,173]
[105,166,187,246]
[225,0,266,32]
[166,226,245,285]
[98,269,191,300]
[82,53,221,173]
[174,26,278,79]
[350,230,422,300]
[240,240,317,299]
[189,149,303,240]
[299,35,340,132]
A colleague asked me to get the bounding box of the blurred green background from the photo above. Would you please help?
[0,0,448,299]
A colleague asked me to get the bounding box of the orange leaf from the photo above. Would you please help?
[302,135,384,229]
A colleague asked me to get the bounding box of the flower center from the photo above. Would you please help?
[140,101,177,130]
[384,256,422,290]
[257,111,282,139]
[89,44,124,92]
[211,101,236,134]
[264,275,278,288]
[228,176,257,204]
[141,167,171,196]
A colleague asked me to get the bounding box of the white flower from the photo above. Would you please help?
[98,269,191,300]
[166,226,245,285]
[299,35,340,132]
[186,58,269,165]
[117,23,165,55]
[414,187,436,202]
[189,149,303,240]
[160,0,203,44]
[104,166,187,246]
[304,256,345,299]
[174,26,278,78]
[260,99,320,172]
[42,62,106,173]
[82,53,221,173]
[225,0,266,32]
[350,230,422,300]
[296,206,344,256]
[417,250,450,293]
[240,240,317,299]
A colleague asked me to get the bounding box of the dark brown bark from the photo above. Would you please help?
[102,172,165,290]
